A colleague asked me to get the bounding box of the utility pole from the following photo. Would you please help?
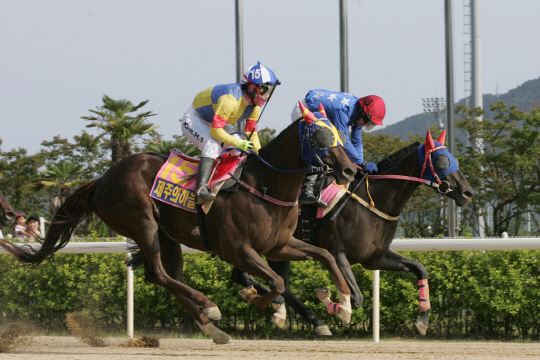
[444,0,458,237]
[235,0,245,132]
[471,0,485,237]
[340,0,348,93]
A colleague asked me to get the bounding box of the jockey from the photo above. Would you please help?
[291,89,386,207]
[182,62,280,205]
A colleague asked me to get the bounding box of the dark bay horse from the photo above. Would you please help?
[231,130,475,336]
[0,192,15,226]
[0,109,356,344]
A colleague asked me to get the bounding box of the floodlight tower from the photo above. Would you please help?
[422,97,446,131]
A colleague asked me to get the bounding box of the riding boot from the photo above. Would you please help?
[299,174,328,208]
[195,157,216,205]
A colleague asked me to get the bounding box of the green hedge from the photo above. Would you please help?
[1,244,539,339]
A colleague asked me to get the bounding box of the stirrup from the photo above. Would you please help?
[196,186,216,205]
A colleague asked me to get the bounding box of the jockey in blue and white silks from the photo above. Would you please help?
[181,62,280,205]
[291,89,386,207]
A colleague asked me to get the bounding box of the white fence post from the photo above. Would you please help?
[126,253,134,339]
[373,270,380,343]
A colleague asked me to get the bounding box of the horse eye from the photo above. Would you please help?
[434,155,450,171]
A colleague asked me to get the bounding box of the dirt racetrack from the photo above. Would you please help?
[2,336,540,360]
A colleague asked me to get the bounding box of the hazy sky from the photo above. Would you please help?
[2,1,540,154]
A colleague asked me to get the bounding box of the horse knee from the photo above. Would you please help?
[272,277,285,295]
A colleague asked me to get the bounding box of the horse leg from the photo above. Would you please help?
[132,228,221,329]
[334,252,364,309]
[265,238,352,324]
[225,245,286,311]
[267,260,332,336]
[362,250,430,335]
[158,234,230,344]
[230,267,287,328]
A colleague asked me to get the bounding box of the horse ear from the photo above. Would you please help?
[318,103,327,118]
[299,101,315,124]
[437,129,446,145]
[425,130,435,151]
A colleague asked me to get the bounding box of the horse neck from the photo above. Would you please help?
[250,121,306,201]
[364,147,422,215]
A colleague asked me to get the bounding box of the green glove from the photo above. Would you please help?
[237,140,254,151]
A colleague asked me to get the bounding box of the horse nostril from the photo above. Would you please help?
[343,167,355,178]
[6,211,15,219]
[463,190,474,199]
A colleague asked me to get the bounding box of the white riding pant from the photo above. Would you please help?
[181,105,242,159]
[290,99,308,122]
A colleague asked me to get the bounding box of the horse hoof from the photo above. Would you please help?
[273,314,286,329]
[415,318,429,335]
[204,306,222,321]
[337,305,352,324]
[272,303,286,329]
[197,322,231,345]
[238,286,257,302]
[213,332,232,345]
[314,288,331,301]
[315,325,332,336]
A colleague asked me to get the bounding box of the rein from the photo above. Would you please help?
[227,173,298,207]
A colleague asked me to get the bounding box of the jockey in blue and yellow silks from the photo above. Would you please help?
[181,62,280,204]
[291,90,386,207]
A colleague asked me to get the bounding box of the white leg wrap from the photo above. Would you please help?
[196,321,232,345]
[272,303,287,328]
[337,293,352,324]
[203,306,222,321]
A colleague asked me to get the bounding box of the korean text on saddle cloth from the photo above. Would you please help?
[150,150,244,213]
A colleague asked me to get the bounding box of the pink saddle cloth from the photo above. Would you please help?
[316,182,349,218]
[150,150,245,213]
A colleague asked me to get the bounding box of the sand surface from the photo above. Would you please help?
[2,336,540,359]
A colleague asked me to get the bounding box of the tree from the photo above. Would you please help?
[39,160,89,210]
[81,95,158,165]
[456,101,540,236]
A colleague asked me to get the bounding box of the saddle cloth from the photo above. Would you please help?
[317,181,349,218]
[150,149,245,213]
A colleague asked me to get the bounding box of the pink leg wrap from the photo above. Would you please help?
[327,302,342,315]
[419,279,431,312]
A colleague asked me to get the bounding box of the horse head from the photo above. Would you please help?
[0,192,15,226]
[420,130,474,206]
[298,101,356,184]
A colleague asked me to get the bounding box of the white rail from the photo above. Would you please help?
[0,241,200,338]
[2,235,539,340]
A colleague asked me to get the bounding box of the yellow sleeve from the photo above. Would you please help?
[214,94,237,122]
[210,127,241,148]
[249,131,261,154]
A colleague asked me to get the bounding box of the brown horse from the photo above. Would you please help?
[0,192,15,227]
[0,111,356,343]
[230,131,475,336]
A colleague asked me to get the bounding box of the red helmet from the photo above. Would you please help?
[358,95,386,126]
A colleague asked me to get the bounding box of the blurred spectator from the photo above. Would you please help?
[26,214,41,242]
[14,211,31,241]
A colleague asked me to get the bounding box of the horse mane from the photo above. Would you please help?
[377,142,420,173]
[258,119,300,157]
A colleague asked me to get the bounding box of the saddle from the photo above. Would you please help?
[299,175,350,245]
[150,149,246,214]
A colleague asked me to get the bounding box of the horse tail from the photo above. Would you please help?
[0,179,100,266]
